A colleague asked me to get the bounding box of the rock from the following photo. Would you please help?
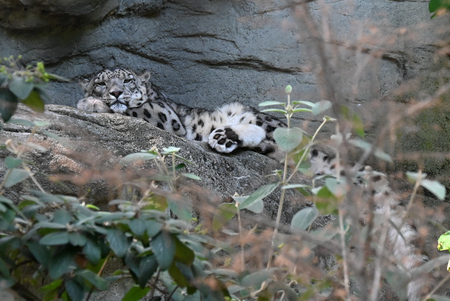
[0,104,312,225]
[0,0,447,112]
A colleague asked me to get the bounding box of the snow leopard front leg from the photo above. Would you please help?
[77,97,113,113]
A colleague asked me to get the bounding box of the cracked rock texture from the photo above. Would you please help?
[0,0,448,111]
[0,105,309,225]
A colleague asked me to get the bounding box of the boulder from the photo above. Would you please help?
[0,104,312,225]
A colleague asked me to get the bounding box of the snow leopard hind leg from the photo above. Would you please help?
[208,104,287,160]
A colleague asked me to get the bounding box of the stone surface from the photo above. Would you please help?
[0,104,310,224]
[0,104,329,301]
[0,0,448,112]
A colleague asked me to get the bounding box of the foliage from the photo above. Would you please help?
[438,231,450,272]
[0,116,229,300]
[429,0,450,17]
[0,56,67,123]
[0,59,448,301]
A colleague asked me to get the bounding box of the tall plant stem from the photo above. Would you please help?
[286,117,329,183]
[266,154,289,269]
[338,210,350,300]
[237,203,245,271]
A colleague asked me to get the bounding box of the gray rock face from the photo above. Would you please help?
[0,0,447,112]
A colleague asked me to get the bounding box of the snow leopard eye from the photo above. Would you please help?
[124,78,133,84]
[94,82,106,90]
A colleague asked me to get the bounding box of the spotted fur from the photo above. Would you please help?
[77,68,286,158]
[310,149,425,301]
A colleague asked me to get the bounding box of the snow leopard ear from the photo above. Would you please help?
[79,79,91,94]
[138,71,151,84]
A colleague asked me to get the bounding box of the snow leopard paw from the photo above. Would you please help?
[76,97,112,113]
[208,127,240,153]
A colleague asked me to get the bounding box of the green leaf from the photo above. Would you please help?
[120,153,158,165]
[0,209,15,231]
[48,248,77,278]
[106,229,129,258]
[122,285,151,301]
[0,196,14,205]
[5,156,22,169]
[174,163,186,170]
[138,255,158,288]
[273,127,303,152]
[233,195,263,214]
[421,179,446,201]
[258,101,285,107]
[429,0,440,12]
[239,182,279,210]
[245,199,264,214]
[27,240,50,267]
[168,197,192,221]
[129,218,146,237]
[0,88,18,122]
[9,76,34,99]
[0,73,6,86]
[162,146,181,154]
[282,184,311,190]
[292,108,312,113]
[168,262,189,288]
[325,178,347,198]
[41,279,63,293]
[83,236,102,265]
[4,168,30,187]
[349,139,392,163]
[8,118,34,127]
[46,73,70,82]
[341,105,365,137]
[311,100,332,115]
[86,204,100,210]
[34,121,51,127]
[53,209,72,224]
[65,279,85,301]
[292,100,314,107]
[69,232,87,246]
[429,0,450,13]
[152,230,175,270]
[261,108,288,114]
[125,252,140,277]
[312,185,340,215]
[21,89,45,112]
[385,266,409,301]
[438,231,450,252]
[181,173,201,180]
[146,220,164,237]
[213,203,238,231]
[40,231,69,245]
[240,269,276,289]
[406,171,427,181]
[76,270,108,290]
[291,206,319,233]
[406,172,446,200]
[174,235,195,265]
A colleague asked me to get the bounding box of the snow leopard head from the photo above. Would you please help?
[80,68,151,113]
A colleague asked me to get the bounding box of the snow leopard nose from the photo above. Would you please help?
[110,90,123,99]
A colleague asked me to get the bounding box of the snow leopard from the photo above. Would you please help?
[76,68,427,299]
[310,149,426,301]
[76,68,286,159]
